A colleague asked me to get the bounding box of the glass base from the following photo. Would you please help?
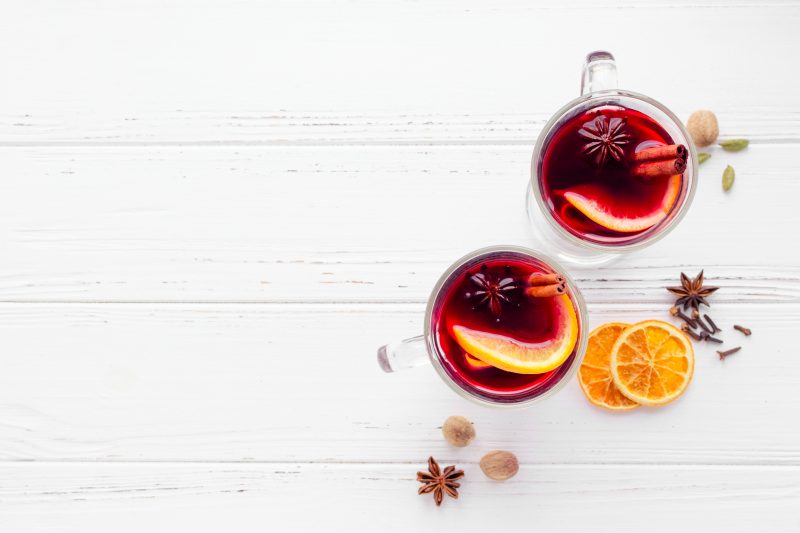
[525,186,623,267]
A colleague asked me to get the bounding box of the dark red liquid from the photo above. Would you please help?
[540,104,685,244]
[432,252,582,403]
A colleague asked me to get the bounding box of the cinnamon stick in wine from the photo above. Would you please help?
[525,282,566,298]
[527,273,565,286]
[631,144,688,163]
[631,157,687,179]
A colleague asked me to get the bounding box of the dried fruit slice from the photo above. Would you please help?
[451,294,578,374]
[562,175,681,233]
[610,320,694,406]
[578,323,639,410]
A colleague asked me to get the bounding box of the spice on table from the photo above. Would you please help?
[667,270,719,311]
[722,165,735,191]
[734,324,752,336]
[681,323,703,341]
[442,416,475,448]
[670,306,696,328]
[417,456,464,506]
[703,314,721,333]
[718,347,742,360]
[686,110,719,147]
[703,334,723,344]
[719,139,750,152]
[479,450,519,481]
[695,313,713,334]
[698,152,711,164]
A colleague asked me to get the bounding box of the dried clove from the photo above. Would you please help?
[681,323,703,341]
[671,306,696,327]
[733,324,752,336]
[695,315,713,334]
[703,314,721,333]
[717,347,741,360]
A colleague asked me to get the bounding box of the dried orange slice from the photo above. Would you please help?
[578,323,639,410]
[610,320,694,406]
[451,294,578,374]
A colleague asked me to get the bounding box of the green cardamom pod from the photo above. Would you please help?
[719,139,749,152]
[722,165,735,191]
[698,152,711,164]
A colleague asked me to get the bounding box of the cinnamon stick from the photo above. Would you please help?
[527,273,565,286]
[525,282,565,298]
[631,144,687,163]
[631,157,687,179]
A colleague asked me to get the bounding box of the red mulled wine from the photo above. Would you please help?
[431,251,582,402]
[540,104,688,244]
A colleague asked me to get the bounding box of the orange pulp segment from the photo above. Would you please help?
[610,320,694,406]
[578,322,639,410]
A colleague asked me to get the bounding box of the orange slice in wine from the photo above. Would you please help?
[451,294,578,374]
[610,320,694,406]
[578,323,639,410]
[562,175,681,233]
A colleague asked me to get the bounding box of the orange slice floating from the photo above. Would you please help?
[610,320,694,406]
[562,174,681,233]
[578,323,639,410]
[464,352,492,369]
[451,294,578,374]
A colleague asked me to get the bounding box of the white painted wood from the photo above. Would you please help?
[0,145,796,303]
[2,0,799,144]
[2,0,800,529]
[1,463,798,532]
[0,303,795,464]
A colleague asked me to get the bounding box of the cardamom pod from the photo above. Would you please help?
[719,139,749,152]
[722,165,735,191]
[698,152,711,164]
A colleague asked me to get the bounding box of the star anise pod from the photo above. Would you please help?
[578,115,631,168]
[466,265,519,317]
[416,456,464,506]
[667,270,719,311]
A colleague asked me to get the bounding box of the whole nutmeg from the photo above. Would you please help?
[686,110,719,148]
[441,415,475,447]
[479,450,519,481]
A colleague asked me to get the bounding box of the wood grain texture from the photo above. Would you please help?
[1,2,799,145]
[1,463,798,532]
[0,303,796,464]
[0,145,796,303]
[2,0,800,529]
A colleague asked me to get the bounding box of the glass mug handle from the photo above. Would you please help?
[377,335,429,373]
[580,50,617,96]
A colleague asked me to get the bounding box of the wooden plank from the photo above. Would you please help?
[0,302,796,464]
[0,463,798,532]
[1,1,799,144]
[0,145,795,303]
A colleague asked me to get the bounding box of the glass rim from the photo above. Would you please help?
[529,89,698,252]
[423,245,589,409]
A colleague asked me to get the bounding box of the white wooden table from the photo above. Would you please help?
[2,1,799,530]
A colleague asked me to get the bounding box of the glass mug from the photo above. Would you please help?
[377,245,588,408]
[527,51,698,265]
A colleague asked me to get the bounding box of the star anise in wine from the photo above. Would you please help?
[667,270,719,311]
[466,265,519,317]
[578,115,631,168]
[416,456,464,506]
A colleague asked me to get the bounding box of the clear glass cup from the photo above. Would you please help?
[527,51,698,265]
[377,245,588,408]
